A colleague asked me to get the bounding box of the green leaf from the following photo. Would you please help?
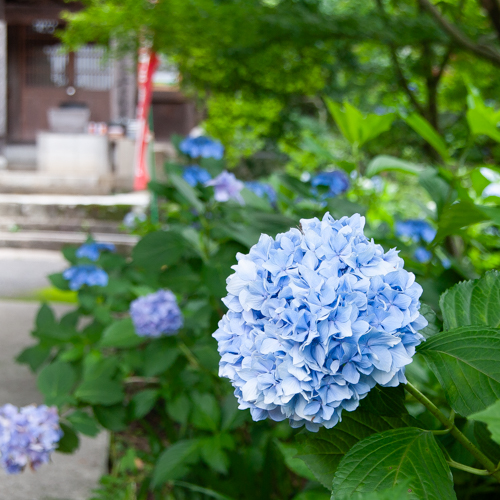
[48,272,70,291]
[57,422,80,453]
[171,480,236,500]
[325,99,394,148]
[152,439,201,487]
[418,326,500,416]
[403,113,450,161]
[470,400,500,445]
[166,394,191,426]
[16,344,52,371]
[169,173,205,213]
[200,436,229,474]
[99,318,143,349]
[466,90,500,143]
[365,156,424,178]
[473,421,500,462]
[331,428,455,499]
[93,404,127,431]
[143,342,179,377]
[36,304,56,330]
[75,378,125,405]
[440,270,500,330]
[132,231,186,272]
[276,440,316,481]
[360,386,407,417]
[295,410,412,488]
[130,389,159,419]
[419,304,441,339]
[37,361,77,406]
[418,169,454,216]
[67,410,100,437]
[191,393,221,431]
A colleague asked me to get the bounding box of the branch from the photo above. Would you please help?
[479,0,500,42]
[418,0,500,67]
[375,0,426,115]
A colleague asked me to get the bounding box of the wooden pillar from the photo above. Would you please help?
[110,54,136,124]
[0,0,6,150]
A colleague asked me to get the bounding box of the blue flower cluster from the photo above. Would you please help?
[179,136,224,160]
[395,220,436,263]
[0,404,62,474]
[213,213,426,431]
[76,242,116,261]
[246,181,277,205]
[130,289,183,337]
[123,211,147,229]
[206,171,245,204]
[311,170,350,199]
[182,165,212,187]
[63,265,108,290]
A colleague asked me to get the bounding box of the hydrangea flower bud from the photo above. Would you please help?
[179,136,224,160]
[62,265,109,290]
[205,171,244,204]
[130,290,183,337]
[0,404,62,474]
[76,242,116,261]
[213,213,427,431]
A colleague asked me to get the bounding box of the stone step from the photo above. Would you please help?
[0,217,122,233]
[0,230,138,252]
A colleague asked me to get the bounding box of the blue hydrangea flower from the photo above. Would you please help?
[0,404,62,474]
[182,165,212,187]
[246,181,277,205]
[311,170,350,199]
[205,171,245,204]
[414,247,432,263]
[179,136,224,160]
[76,242,116,261]
[395,220,436,244]
[213,213,426,431]
[63,265,108,290]
[123,211,147,229]
[130,290,183,337]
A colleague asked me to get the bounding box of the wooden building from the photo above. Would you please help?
[0,0,196,148]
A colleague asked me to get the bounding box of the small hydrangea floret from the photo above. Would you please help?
[130,290,183,337]
[311,171,350,199]
[63,265,109,290]
[246,181,277,205]
[205,171,244,204]
[182,165,212,187]
[213,213,426,431]
[76,242,116,261]
[0,404,62,474]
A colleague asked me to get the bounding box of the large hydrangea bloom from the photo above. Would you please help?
[0,404,62,474]
[213,213,426,431]
[179,136,224,160]
[63,265,108,290]
[130,290,183,337]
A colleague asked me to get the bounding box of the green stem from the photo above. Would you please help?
[405,382,500,482]
[447,460,490,476]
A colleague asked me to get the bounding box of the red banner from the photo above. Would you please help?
[133,49,159,191]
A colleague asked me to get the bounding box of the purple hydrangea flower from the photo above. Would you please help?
[311,170,350,199]
[205,171,245,204]
[213,213,427,431]
[179,136,224,160]
[246,181,277,205]
[130,290,183,337]
[62,265,108,290]
[182,165,212,187]
[395,220,436,244]
[76,242,116,261]
[0,404,62,474]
